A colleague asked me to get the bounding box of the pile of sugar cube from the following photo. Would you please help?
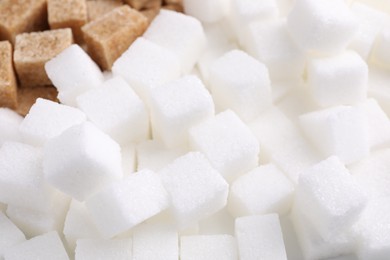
[1,0,390,259]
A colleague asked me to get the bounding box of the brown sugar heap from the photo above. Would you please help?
[0,41,17,109]
[82,5,148,70]
[13,28,73,88]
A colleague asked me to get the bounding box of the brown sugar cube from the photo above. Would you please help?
[16,86,58,116]
[87,0,124,22]
[124,0,161,10]
[48,0,88,43]
[0,0,48,44]
[13,29,73,88]
[0,41,17,109]
[82,5,148,70]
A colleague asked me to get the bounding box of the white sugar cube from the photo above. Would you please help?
[0,142,55,212]
[299,105,370,164]
[6,191,70,238]
[189,110,259,181]
[235,214,287,260]
[350,149,390,199]
[295,156,367,239]
[291,207,355,260]
[43,122,122,201]
[183,0,230,23]
[209,49,272,122]
[150,75,214,148]
[349,3,388,59]
[0,212,25,258]
[241,19,305,80]
[19,98,86,146]
[371,27,390,70]
[75,239,132,260]
[352,197,390,260]
[229,0,279,41]
[307,51,368,107]
[3,231,69,260]
[63,200,101,251]
[136,140,187,172]
[132,220,178,260]
[86,169,169,238]
[228,164,294,217]
[0,108,22,146]
[45,44,104,106]
[358,99,390,148]
[112,37,181,102]
[180,235,238,260]
[287,0,358,53]
[159,152,228,228]
[143,10,206,73]
[76,76,149,145]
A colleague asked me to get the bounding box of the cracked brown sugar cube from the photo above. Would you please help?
[16,86,58,116]
[82,5,148,70]
[48,0,88,43]
[0,41,17,109]
[0,0,48,44]
[87,0,124,22]
[13,28,73,88]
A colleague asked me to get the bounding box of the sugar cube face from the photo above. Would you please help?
[349,2,388,60]
[143,10,206,73]
[45,44,104,106]
[47,0,88,43]
[3,231,69,260]
[0,212,25,257]
[75,239,132,260]
[228,164,294,217]
[371,28,390,70]
[209,49,272,122]
[235,214,287,260]
[86,169,169,238]
[0,108,22,146]
[0,41,17,109]
[291,207,355,260]
[350,149,390,199]
[182,0,230,23]
[241,19,305,80]
[159,152,229,228]
[19,98,86,146]
[352,197,390,260]
[180,235,238,260]
[0,142,56,212]
[358,99,390,148]
[82,5,148,70]
[14,29,74,87]
[150,75,214,148]
[43,122,123,201]
[63,200,102,251]
[112,37,181,102]
[295,156,367,239]
[287,0,358,53]
[132,220,178,260]
[86,0,123,22]
[189,110,259,181]
[299,105,370,164]
[77,76,149,145]
[307,51,368,107]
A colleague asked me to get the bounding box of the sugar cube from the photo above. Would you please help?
[235,214,287,260]
[0,41,17,109]
[77,76,149,145]
[182,0,230,23]
[45,44,104,106]
[189,110,259,182]
[86,0,123,22]
[86,169,169,238]
[75,239,132,260]
[159,152,229,228]
[43,122,123,201]
[228,164,294,217]
[209,49,272,122]
[150,75,214,148]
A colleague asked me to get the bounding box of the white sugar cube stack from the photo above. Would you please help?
[2,0,390,259]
